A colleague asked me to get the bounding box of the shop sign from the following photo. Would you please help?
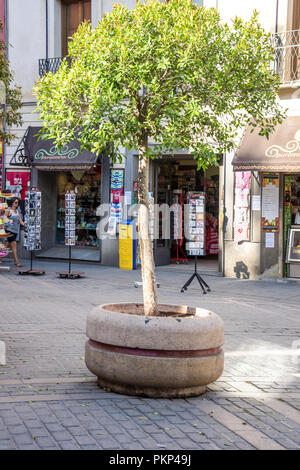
[119,220,136,270]
[6,170,30,200]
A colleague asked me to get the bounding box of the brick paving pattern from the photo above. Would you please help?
[0,259,299,449]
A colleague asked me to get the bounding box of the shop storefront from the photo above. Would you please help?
[150,157,220,270]
[232,115,300,279]
[10,126,103,262]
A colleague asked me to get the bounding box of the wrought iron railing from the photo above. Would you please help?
[272,30,300,85]
[39,57,71,77]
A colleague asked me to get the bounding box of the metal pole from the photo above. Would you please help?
[69,246,71,274]
[275,0,279,34]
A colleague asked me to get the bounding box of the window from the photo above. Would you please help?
[61,0,91,56]
[56,167,101,248]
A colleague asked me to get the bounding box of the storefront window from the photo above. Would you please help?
[56,166,101,247]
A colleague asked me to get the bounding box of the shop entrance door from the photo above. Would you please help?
[283,173,300,277]
[154,164,171,266]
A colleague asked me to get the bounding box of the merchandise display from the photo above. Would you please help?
[57,190,85,279]
[107,169,124,236]
[284,174,300,276]
[156,162,219,259]
[24,189,42,251]
[56,169,101,248]
[6,170,31,201]
[65,191,76,246]
[234,171,251,242]
[186,192,205,256]
[261,174,279,233]
[19,188,45,276]
[110,169,124,222]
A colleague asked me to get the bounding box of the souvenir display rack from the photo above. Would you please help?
[57,191,84,279]
[19,188,45,276]
[181,192,210,294]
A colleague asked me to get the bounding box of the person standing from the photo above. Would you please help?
[6,198,24,267]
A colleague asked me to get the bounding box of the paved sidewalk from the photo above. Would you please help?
[0,259,299,450]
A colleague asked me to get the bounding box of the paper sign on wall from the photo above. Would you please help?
[265,232,275,248]
[252,195,261,211]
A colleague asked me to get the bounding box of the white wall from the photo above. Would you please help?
[8,0,45,101]
[203,0,288,34]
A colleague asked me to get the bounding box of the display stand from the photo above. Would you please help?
[19,188,45,276]
[180,255,210,294]
[19,251,45,276]
[57,191,84,279]
[181,191,210,294]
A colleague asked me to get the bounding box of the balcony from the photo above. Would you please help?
[272,30,300,86]
[39,57,71,78]
[39,33,300,87]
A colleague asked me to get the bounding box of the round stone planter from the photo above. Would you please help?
[85,303,224,398]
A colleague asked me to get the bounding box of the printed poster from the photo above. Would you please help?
[262,174,279,232]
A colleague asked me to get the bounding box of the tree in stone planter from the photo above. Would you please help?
[34,0,284,315]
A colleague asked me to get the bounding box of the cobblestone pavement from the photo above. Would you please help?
[0,259,299,450]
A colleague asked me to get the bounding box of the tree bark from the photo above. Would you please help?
[138,134,159,316]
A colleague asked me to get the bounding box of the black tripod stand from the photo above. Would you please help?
[181,256,211,294]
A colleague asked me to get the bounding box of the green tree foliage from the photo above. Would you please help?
[34,0,284,167]
[0,22,22,143]
[34,0,285,315]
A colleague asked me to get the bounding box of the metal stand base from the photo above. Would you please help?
[57,247,84,279]
[18,252,45,276]
[180,256,211,294]
[18,269,45,276]
[57,272,84,279]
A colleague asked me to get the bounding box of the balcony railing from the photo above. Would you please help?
[272,30,300,86]
[40,32,300,87]
[39,57,71,78]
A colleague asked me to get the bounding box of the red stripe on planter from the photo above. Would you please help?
[88,339,222,358]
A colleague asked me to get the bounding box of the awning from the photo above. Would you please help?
[232,116,300,172]
[10,126,99,170]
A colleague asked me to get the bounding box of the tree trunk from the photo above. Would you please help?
[138,135,159,316]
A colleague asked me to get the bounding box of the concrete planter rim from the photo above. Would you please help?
[86,302,224,351]
[99,302,215,319]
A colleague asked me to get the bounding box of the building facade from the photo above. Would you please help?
[3,0,300,278]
